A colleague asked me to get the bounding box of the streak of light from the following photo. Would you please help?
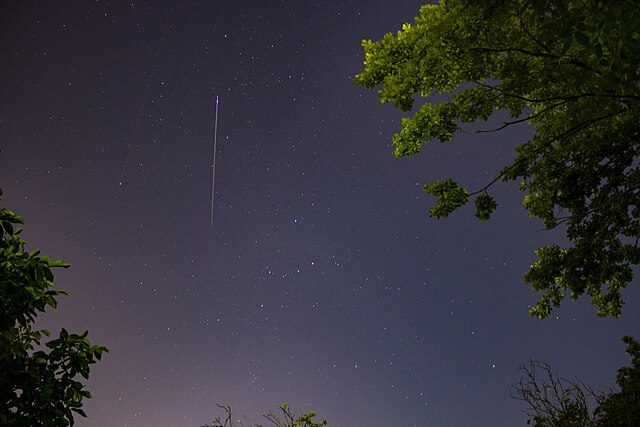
[211,95,219,230]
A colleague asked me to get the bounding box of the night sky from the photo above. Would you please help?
[2,1,639,426]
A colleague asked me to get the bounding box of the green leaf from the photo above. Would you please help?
[2,220,13,235]
[423,179,470,219]
[574,31,590,46]
[474,193,498,222]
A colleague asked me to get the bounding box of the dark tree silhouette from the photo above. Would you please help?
[514,336,640,426]
[0,188,107,425]
[203,403,327,427]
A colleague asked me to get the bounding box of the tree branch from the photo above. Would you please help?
[472,81,640,103]
[467,109,628,197]
[460,100,571,135]
[467,46,593,71]
[518,16,553,54]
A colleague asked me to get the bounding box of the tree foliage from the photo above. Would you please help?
[355,0,640,318]
[0,188,107,425]
[514,336,640,426]
[592,336,640,426]
[203,403,328,427]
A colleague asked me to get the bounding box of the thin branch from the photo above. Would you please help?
[460,100,571,135]
[467,46,593,71]
[468,109,628,197]
[472,81,640,103]
[519,16,553,54]
[513,360,594,425]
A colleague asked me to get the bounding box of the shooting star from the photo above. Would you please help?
[211,95,219,230]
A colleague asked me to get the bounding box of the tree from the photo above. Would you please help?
[355,0,640,318]
[514,359,594,426]
[203,403,328,427]
[513,336,640,426]
[592,336,640,426]
[0,188,107,425]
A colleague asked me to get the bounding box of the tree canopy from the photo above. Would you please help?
[514,336,640,426]
[355,0,640,318]
[0,188,107,425]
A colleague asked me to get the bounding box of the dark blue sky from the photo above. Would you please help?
[2,1,639,426]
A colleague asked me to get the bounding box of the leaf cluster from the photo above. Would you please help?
[356,0,640,317]
[0,188,107,425]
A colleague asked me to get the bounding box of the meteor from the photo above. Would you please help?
[211,95,219,230]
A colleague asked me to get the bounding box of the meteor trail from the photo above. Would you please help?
[211,95,219,230]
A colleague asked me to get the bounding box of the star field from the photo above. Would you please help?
[1,1,639,426]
